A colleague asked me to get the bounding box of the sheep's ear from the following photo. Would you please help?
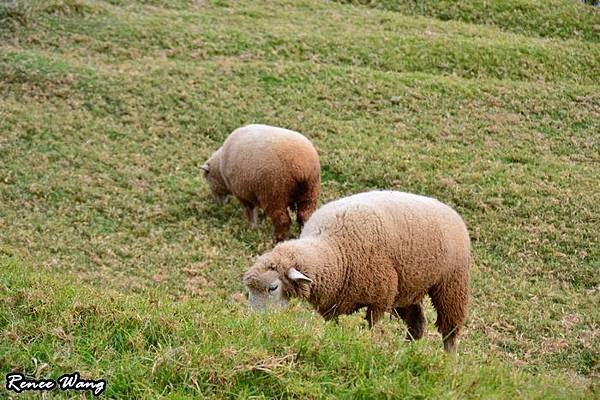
[287,267,312,284]
[201,163,209,173]
[242,269,253,284]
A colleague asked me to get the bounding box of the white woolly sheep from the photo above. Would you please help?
[243,190,471,353]
[202,124,320,242]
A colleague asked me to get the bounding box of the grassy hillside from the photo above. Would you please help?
[335,0,600,41]
[0,256,592,398]
[1,0,598,398]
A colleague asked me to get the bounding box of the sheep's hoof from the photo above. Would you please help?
[443,336,459,354]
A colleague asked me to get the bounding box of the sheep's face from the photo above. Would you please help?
[243,254,313,312]
[244,269,289,311]
[201,157,229,205]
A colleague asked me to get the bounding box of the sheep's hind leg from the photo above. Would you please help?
[394,302,426,341]
[428,271,469,354]
[296,198,317,230]
[266,206,291,243]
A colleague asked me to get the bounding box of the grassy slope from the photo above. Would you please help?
[335,0,600,41]
[2,256,592,399]
[0,0,598,398]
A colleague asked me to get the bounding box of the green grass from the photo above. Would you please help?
[0,0,599,398]
[0,257,593,398]
[335,0,600,41]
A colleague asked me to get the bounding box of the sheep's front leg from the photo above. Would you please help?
[240,200,257,228]
[366,306,386,328]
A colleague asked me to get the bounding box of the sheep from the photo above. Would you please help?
[243,190,471,353]
[202,124,320,242]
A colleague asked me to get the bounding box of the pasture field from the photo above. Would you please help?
[1,0,599,398]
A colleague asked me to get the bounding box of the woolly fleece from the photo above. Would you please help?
[244,191,471,353]
[203,124,320,241]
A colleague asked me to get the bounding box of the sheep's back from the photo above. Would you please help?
[302,191,470,288]
[220,125,319,196]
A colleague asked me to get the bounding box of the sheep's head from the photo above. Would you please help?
[201,151,230,205]
[243,249,313,312]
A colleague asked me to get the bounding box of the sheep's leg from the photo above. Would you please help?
[295,180,319,229]
[394,302,426,341]
[428,270,469,354]
[365,306,386,328]
[240,200,257,228]
[266,206,291,242]
[296,198,317,229]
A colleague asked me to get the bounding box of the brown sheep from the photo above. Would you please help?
[202,124,320,242]
[243,190,471,353]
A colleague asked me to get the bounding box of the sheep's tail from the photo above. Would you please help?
[289,176,320,229]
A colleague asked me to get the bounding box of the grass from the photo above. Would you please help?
[0,256,593,398]
[0,0,598,398]
[335,0,600,41]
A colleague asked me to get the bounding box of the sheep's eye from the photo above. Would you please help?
[268,283,278,293]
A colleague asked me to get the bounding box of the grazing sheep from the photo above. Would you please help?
[243,191,471,353]
[202,124,320,242]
